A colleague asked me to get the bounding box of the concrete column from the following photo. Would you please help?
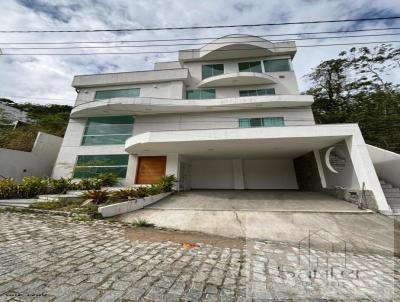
[166,153,179,177]
[125,155,138,186]
[232,159,245,189]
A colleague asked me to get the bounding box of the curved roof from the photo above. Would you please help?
[179,34,296,62]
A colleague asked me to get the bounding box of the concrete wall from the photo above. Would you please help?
[319,141,360,190]
[75,81,185,106]
[134,107,315,134]
[243,159,298,189]
[188,158,298,190]
[0,132,62,182]
[367,144,400,188]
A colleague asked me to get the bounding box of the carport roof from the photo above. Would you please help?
[125,124,358,158]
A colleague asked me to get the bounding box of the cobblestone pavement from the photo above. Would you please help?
[0,212,399,301]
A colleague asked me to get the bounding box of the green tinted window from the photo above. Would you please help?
[239,117,284,128]
[95,88,140,100]
[238,61,262,73]
[186,89,216,99]
[239,88,275,97]
[73,154,129,178]
[202,64,224,79]
[82,116,134,145]
[263,59,291,72]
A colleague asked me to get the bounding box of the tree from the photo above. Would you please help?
[305,44,400,153]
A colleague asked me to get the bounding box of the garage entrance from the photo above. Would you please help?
[184,157,299,190]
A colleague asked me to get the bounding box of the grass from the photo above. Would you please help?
[30,199,82,211]
[30,199,103,220]
[131,219,155,228]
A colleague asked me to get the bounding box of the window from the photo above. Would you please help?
[95,88,140,100]
[202,64,224,79]
[73,154,129,178]
[263,59,291,72]
[239,117,284,128]
[82,116,134,145]
[239,88,275,97]
[238,61,262,73]
[186,89,216,99]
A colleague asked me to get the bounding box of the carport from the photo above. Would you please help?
[125,125,390,212]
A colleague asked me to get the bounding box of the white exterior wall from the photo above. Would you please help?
[0,132,62,182]
[367,144,400,188]
[133,107,314,134]
[243,159,298,189]
[75,81,185,106]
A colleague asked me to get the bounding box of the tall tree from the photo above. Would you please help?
[305,44,400,153]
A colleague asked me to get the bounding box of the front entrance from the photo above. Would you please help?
[135,156,166,184]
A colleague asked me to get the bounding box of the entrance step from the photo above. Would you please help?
[380,179,400,214]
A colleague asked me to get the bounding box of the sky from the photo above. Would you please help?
[0,0,400,106]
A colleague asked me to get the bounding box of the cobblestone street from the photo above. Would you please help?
[0,212,398,301]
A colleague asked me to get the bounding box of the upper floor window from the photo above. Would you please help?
[239,117,284,128]
[82,116,134,145]
[186,89,216,99]
[73,154,129,178]
[95,88,140,100]
[202,64,224,79]
[263,59,291,72]
[239,88,275,97]
[238,61,262,73]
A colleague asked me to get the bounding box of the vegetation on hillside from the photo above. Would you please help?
[0,98,72,151]
[305,44,400,153]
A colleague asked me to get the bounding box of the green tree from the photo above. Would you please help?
[305,44,400,153]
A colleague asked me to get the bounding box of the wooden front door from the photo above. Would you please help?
[135,156,167,184]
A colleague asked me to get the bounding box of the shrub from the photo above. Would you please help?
[48,178,72,194]
[77,178,102,190]
[112,188,138,201]
[158,175,177,192]
[82,190,110,205]
[148,184,162,195]
[0,178,18,199]
[131,218,154,228]
[134,186,150,198]
[18,176,47,198]
[96,173,118,187]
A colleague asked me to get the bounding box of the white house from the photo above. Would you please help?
[52,34,395,214]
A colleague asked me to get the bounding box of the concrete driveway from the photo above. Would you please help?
[145,190,364,212]
[119,190,398,255]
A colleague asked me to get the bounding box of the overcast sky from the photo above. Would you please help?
[1,0,400,106]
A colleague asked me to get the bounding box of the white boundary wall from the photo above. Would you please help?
[0,132,62,182]
[367,144,400,188]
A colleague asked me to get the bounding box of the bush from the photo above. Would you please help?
[134,186,150,198]
[96,173,118,187]
[112,188,138,201]
[48,178,72,194]
[158,175,177,192]
[82,190,110,205]
[0,178,18,199]
[18,176,48,198]
[76,178,102,190]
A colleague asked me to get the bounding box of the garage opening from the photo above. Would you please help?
[182,157,299,190]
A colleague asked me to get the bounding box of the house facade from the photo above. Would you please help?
[52,34,392,213]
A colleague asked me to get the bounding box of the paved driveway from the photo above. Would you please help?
[0,213,399,302]
[119,190,397,255]
[146,190,364,212]
[0,212,398,301]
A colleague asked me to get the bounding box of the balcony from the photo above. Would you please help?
[70,95,314,118]
[198,72,278,88]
